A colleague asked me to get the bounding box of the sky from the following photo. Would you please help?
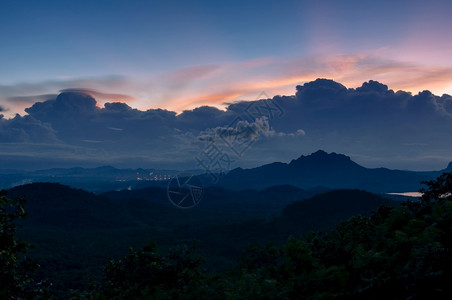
[1,0,452,171]
[1,0,452,116]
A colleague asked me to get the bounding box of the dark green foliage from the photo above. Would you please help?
[421,172,452,203]
[0,190,50,299]
[8,183,362,296]
[231,173,452,299]
[277,190,395,233]
[83,243,224,299]
[81,173,452,299]
[6,173,452,298]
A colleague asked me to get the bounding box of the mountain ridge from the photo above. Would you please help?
[1,150,451,193]
[218,150,447,192]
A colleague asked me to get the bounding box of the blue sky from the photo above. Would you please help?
[2,0,452,116]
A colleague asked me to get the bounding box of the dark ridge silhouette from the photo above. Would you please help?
[7,182,134,228]
[2,150,449,193]
[218,150,438,192]
[274,189,396,233]
[6,181,402,296]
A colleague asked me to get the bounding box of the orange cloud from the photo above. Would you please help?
[3,53,452,118]
[165,54,452,111]
[172,91,244,112]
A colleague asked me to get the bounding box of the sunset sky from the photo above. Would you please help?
[1,0,452,117]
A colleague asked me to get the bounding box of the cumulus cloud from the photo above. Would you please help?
[0,114,58,143]
[157,53,452,112]
[198,117,274,142]
[176,106,235,131]
[3,53,452,118]
[0,75,134,117]
[1,79,452,170]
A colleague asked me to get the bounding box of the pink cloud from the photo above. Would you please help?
[2,53,452,118]
[155,53,452,112]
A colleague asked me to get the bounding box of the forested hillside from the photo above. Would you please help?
[1,173,451,298]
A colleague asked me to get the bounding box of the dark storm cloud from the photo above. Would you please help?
[1,79,452,170]
[439,94,452,114]
[23,92,178,147]
[176,106,236,131]
[104,102,133,112]
[0,76,133,116]
[266,79,452,134]
[263,79,452,170]
[0,114,58,143]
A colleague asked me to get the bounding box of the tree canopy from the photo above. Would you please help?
[3,173,452,299]
[0,191,50,299]
[81,173,452,299]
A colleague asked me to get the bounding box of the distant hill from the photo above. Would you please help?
[0,166,195,192]
[217,150,442,192]
[5,182,400,296]
[7,182,134,228]
[6,182,328,232]
[102,184,328,218]
[273,189,396,234]
[2,150,450,193]
[5,182,396,239]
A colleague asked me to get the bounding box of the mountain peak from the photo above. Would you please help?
[217,150,426,192]
[291,150,352,165]
[311,149,330,157]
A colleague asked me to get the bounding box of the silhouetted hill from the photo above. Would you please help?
[7,182,134,228]
[2,152,449,193]
[103,184,328,218]
[7,182,325,234]
[274,190,396,234]
[193,189,398,253]
[8,183,398,238]
[0,166,198,192]
[5,182,401,296]
[218,150,434,192]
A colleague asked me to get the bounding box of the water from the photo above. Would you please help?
[386,192,422,198]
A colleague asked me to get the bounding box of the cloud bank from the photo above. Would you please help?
[2,53,452,119]
[1,79,452,171]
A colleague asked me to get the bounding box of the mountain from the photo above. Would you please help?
[3,150,450,194]
[273,189,396,234]
[103,184,328,218]
[217,150,443,192]
[7,182,134,228]
[6,182,398,294]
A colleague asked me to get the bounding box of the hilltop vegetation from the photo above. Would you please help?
[1,173,451,298]
[84,173,452,299]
